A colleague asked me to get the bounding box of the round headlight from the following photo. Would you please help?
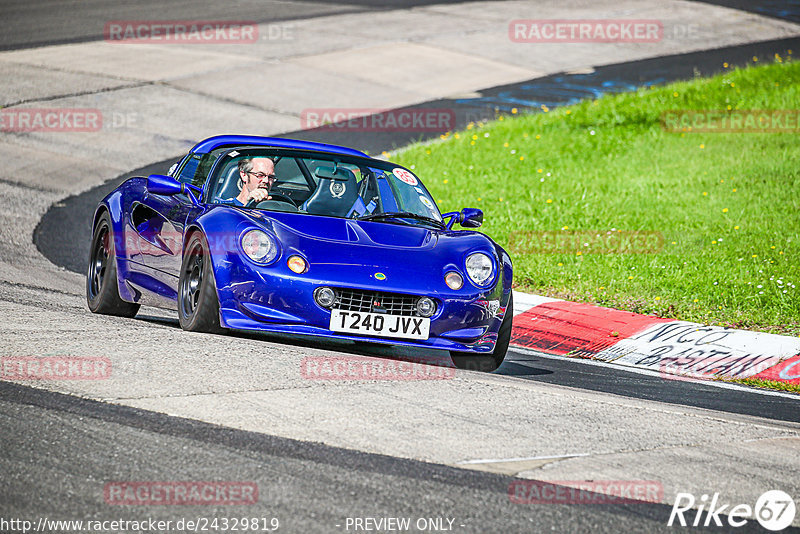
[465,252,494,286]
[445,271,463,290]
[315,287,336,308]
[416,297,436,317]
[241,230,278,264]
[287,255,307,274]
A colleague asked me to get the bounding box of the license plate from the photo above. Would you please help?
[329,310,430,340]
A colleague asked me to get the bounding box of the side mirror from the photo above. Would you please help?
[147,174,183,196]
[460,208,483,228]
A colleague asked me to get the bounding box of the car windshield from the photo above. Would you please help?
[207,148,443,228]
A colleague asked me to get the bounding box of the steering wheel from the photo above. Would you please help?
[248,192,297,208]
[263,192,296,206]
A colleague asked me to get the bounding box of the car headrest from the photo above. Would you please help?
[303,166,359,217]
[215,163,243,202]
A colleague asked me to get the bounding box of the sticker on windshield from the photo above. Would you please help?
[393,168,418,186]
[420,196,435,210]
[228,150,240,157]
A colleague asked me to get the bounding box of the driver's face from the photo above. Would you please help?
[241,158,275,193]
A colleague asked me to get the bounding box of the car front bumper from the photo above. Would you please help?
[214,255,511,353]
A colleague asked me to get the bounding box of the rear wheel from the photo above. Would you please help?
[450,293,513,372]
[178,232,223,333]
[86,212,140,317]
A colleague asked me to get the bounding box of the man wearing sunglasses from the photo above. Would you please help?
[227,157,275,206]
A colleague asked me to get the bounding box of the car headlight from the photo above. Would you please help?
[465,252,494,286]
[241,229,278,264]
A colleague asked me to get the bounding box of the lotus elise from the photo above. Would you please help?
[86,135,513,371]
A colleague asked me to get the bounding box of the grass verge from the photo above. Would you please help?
[722,376,800,394]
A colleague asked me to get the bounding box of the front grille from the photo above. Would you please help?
[333,288,425,316]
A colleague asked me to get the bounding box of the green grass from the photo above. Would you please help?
[393,56,800,335]
[723,377,800,394]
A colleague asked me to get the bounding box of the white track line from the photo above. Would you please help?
[456,453,590,465]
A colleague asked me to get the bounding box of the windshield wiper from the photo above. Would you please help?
[359,211,444,228]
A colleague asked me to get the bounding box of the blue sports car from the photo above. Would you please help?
[86,135,513,371]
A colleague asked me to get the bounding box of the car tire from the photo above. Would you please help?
[178,232,224,333]
[86,212,140,317]
[450,293,513,372]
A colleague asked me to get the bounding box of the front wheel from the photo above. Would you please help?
[450,293,513,372]
[86,212,140,317]
[178,232,223,333]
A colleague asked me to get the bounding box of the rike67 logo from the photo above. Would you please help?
[669,490,796,531]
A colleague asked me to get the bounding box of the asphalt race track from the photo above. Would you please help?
[0,0,503,51]
[1,381,686,534]
[32,151,800,424]
[35,40,800,424]
[3,1,800,533]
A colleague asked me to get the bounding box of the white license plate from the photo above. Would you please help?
[329,310,430,340]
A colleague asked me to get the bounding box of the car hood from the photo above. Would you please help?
[252,210,438,249]
[229,210,495,292]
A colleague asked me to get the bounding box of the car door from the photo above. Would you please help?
[134,154,206,277]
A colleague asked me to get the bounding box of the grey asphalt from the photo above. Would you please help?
[277,37,800,152]
[504,348,800,423]
[0,0,501,51]
[696,0,800,24]
[5,1,800,532]
[34,36,800,425]
[1,381,772,534]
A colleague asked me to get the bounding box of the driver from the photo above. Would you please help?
[225,157,275,206]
